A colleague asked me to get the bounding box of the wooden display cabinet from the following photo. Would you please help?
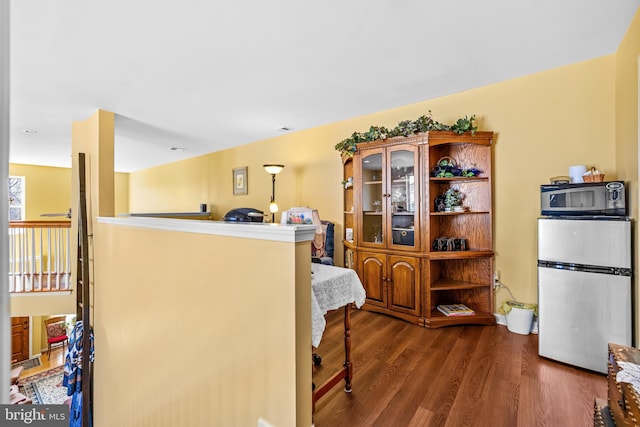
[349,137,424,324]
[425,131,495,327]
[343,130,494,328]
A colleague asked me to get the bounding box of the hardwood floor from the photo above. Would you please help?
[313,309,606,427]
[16,346,65,380]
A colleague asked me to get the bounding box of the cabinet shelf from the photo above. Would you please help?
[429,250,493,260]
[430,211,490,216]
[430,278,490,291]
[425,309,495,328]
[364,181,382,185]
[430,177,489,183]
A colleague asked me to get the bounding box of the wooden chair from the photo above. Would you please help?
[44,316,68,359]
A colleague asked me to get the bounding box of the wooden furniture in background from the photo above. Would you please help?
[607,343,640,426]
[342,131,494,327]
[425,131,494,327]
[11,316,29,362]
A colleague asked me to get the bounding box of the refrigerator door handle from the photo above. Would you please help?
[538,260,632,277]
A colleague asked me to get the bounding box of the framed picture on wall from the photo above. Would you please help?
[233,166,248,195]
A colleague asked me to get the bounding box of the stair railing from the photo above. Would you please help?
[8,220,72,292]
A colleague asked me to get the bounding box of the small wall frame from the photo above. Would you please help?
[233,166,248,195]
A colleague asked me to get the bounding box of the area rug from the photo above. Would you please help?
[11,356,42,371]
[18,366,69,405]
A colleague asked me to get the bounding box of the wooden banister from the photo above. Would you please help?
[9,220,71,228]
[8,220,72,293]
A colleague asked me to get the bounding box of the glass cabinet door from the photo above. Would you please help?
[389,148,417,248]
[360,151,384,245]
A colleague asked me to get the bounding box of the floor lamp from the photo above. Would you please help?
[263,164,284,222]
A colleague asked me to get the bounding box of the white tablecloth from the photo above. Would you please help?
[311,263,366,347]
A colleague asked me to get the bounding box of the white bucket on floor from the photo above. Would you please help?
[505,301,536,335]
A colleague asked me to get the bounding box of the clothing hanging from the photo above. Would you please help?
[63,320,94,427]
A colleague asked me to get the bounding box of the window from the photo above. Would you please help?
[8,176,25,220]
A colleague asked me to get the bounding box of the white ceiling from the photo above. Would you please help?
[9,1,640,172]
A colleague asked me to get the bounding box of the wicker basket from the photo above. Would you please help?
[582,167,605,183]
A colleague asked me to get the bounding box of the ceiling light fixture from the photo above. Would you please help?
[168,147,186,152]
[22,129,38,134]
[278,127,293,132]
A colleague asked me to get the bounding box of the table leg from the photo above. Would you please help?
[343,304,352,392]
[312,304,355,407]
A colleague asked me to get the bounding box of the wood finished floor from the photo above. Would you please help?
[313,309,606,427]
[16,346,65,380]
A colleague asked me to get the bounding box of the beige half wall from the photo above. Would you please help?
[93,217,316,427]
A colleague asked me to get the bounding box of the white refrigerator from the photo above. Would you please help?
[538,217,632,374]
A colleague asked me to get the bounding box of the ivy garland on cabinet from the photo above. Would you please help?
[334,111,477,157]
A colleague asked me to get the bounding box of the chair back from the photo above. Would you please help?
[44,316,67,339]
[312,221,334,265]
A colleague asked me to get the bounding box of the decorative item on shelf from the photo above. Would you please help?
[432,237,466,251]
[582,167,605,183]
[432,157,459,178]
[431,157,481,178]
[372,224,382,244]
[341,177,353,189]
[345,228,353,241]
[263,164,285,222]
[460,167,481,177]
[392,228,414,245]
[391,166,412,180]
[443,188,463,212]
[391,202,407,213]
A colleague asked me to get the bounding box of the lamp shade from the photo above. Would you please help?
[263,164,285,175]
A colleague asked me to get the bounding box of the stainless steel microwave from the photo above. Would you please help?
[540,181,626,216]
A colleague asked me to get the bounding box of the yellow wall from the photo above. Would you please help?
[93,222,312,427]
[130,55,616,308]
[9,164,72,220]
[615,7,640,340]
[8,163,129,317]
[8,163,129,220]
